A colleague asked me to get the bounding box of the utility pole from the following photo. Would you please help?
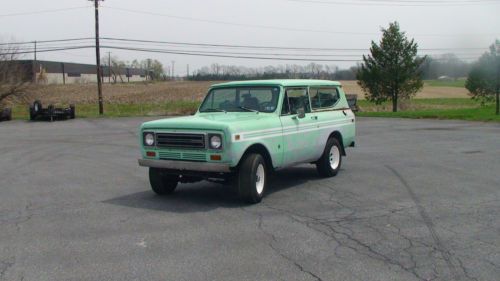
[186,64,189,79]
[90,0,104,115]
[496,41,499,115]
[171,60,175,80]
[32,41,37,83]
[108,51,111,83]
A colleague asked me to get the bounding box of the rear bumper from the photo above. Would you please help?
[138,159,231,173]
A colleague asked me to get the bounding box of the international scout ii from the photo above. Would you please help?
[138,80,355,203]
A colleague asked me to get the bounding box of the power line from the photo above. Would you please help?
[0,44,482,62]
[0,6,92,17]
[0,38,94,46]
[100,45,364,62]
[100,37,490,52]
[101,6,376,36]
[0,46,95,55]
[102,5,499,37]
[1,36,490,54]
[287,0,500,6]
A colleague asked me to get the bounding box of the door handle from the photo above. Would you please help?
[311,116,318,120]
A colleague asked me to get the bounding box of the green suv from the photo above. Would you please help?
[138,80,356,203]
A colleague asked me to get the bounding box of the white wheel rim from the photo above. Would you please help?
[329,146,340,170]
[255,164,265,195]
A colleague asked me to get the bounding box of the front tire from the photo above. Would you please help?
[316,138,342,177]
[238,153,267,204]
[149,168,179,195]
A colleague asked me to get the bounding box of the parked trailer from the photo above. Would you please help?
[29,100,75,122]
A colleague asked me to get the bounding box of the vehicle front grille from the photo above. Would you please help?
[158,151,207,162]
[156,133,206,149]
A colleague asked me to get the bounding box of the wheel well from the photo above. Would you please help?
[329,131,346,156]
[238,144,274,171]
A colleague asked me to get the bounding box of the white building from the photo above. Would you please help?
[17,60,149,84]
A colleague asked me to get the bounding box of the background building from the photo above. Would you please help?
[15,60,149,84]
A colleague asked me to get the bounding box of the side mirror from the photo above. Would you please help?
[297,107,306,119]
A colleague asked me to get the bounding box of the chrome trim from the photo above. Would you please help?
[138,159,231,173]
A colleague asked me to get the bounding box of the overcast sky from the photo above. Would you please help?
[1,0,499,75]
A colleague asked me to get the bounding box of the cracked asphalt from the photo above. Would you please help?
[0,117,499,281]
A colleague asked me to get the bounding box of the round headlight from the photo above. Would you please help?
[210,135,222,149]
[144,133,155,146]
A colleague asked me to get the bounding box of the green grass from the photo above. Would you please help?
[424,79,466,88]
[8,98,499,123]
[358,98,477,108]
[357,105,500,122]
[11,100,201,120]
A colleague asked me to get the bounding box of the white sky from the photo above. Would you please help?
[1,0,499,75]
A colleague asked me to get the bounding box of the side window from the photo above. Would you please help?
[285,88,311,114]
[310,87,340,109]
[309,88,320,109]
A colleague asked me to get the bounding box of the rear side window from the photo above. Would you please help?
[309,87,340,109]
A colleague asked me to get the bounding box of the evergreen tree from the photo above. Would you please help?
[357,22,425,112]
[465,40,499,115]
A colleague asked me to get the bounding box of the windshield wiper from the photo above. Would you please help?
[201,108,226,113]
[238,106,259,113]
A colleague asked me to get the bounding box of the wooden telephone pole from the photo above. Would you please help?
[90,0,104,115]
[32,41,37,83]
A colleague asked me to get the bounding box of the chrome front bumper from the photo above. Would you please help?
[138,159,231,173]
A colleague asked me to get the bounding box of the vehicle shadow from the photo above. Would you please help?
[103,165,322,213]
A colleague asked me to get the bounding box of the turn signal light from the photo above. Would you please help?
[146,151,156,157]
[210,154,222,161]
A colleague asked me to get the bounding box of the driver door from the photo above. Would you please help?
[279,87,319,167]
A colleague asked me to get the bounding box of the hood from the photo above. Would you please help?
[141,112,276,132]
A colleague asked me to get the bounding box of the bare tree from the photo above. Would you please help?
[0,42,28,111]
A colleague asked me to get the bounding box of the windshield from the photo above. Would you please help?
[199,86,280,113]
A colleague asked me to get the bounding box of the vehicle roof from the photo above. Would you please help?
[211,79,342,88]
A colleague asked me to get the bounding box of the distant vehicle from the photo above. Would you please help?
[138,80,356,203]
[29,100,75,122]
[0,108,12,122]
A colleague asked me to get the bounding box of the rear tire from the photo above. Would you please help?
[48,105,54,122]
[69,105,75,119]
[316,137,342,177]
[6,108,12,121]
[149,168,179,195]
[238,153,267,204]
[29,105,36,120]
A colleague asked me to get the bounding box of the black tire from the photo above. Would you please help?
[316,137,342,177]
[5,108,12,121]
[238,153,267,204]
[1,108,11,121]
[69,105,75,119]
[29,105,36,120]
[33,100,42,113]
[149,168,179,195]
[48,105,54,122]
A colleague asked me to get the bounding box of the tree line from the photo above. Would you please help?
[189,63,359,81]
[188,54,475,82]
[101,56,166,81]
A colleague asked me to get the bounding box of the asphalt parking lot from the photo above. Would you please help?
[0,117,499,281]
